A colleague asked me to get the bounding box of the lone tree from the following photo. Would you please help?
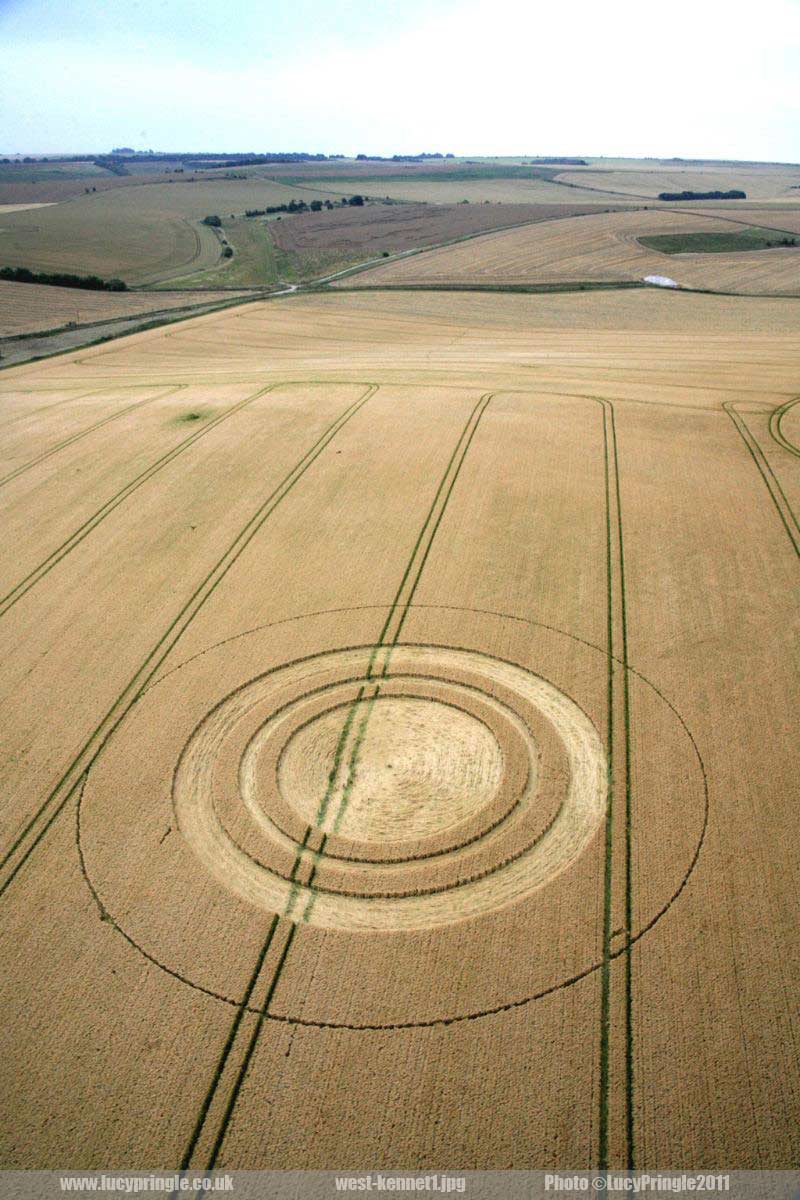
[202,214,222,226]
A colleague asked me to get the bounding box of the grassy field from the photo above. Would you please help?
[257,156,800,205]
[280,174,637,205]
[0,287,797,1170]
[639,227,799,254]
[166,216,295,289]
[0,178,343,286]
[182,202,626,290]
[5,156,799,291]
[0,161,109,184]
[344,207,800,295]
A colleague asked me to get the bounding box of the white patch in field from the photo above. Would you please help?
[644,274,679,288]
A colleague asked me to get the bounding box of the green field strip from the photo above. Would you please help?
[724,402,800,556]
[0,384,181,488]
[0,382,277,620]
[0,383,378,900]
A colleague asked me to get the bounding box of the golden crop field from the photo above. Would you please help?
[288,174,637,206]
[0,279,254,337]
[555,163,800,201]
[0,287,797,1170]
[346,207,800,294]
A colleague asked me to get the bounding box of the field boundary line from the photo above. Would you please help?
[0,381,279,619]
[0,293,270,375]
[179,393,493,1170]
[723,401,800,556]
[0,384,183,488]
[0,383,378,899]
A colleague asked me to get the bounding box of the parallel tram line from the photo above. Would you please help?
[723,401,800,556]
[0,384,184,488]
[0,383,378,898]
[595,397,634,1170]
[180,392,493,1169]
[0,381,279,619]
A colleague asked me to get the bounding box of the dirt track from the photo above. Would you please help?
[0,289,797,1169]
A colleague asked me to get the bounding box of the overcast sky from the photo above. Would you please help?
[1,0,799,160]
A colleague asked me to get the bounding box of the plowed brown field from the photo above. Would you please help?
[0,288,797,1171]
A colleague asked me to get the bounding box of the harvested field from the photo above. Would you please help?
[0,279,255,337]
[268,201,626,277]
[555,163,800,201]
[345,207,800,295]
[0,286,797,1172]
[290,174,637,205]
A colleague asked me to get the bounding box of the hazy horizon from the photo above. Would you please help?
[1,0,799,161]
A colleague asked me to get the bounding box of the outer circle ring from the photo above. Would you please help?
[76,604,709,1030]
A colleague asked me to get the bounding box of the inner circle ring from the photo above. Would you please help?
[173,644,608,931]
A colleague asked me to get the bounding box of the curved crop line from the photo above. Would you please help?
[723,401,800,556]
[65,396,703,1168]
[768,396,800,459]
[0,382,276,620]
[0,384,183,489]
[0,383,378,899]
[172,392,493,1168]
[74,621,709,1031]
[257,672,532,866]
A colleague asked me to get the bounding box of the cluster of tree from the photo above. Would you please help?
[355,152,454,162]
[244,196,365,218]
[658,189,747,201]
[202,215,223,226]
[95,157,130,176]
[185,153,342,169]
[0,266,127,291]
[526,157,588,166]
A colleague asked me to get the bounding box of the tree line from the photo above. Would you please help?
[0,266,127,291]
[242,196,365,218]
[658,189,747,201]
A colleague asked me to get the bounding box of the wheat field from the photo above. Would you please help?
[343,208,800,294]
[0,287,797,1170]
